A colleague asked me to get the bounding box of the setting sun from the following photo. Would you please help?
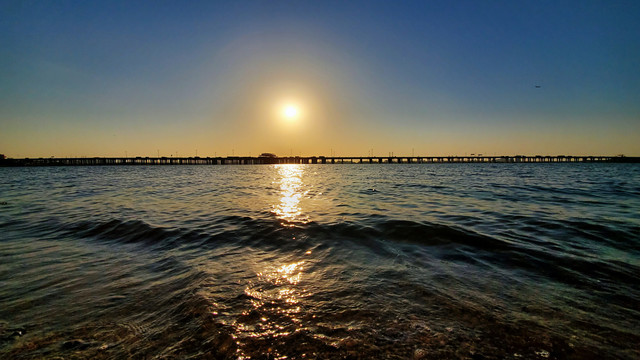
[282,105,299,120]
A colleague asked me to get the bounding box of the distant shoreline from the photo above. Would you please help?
[1,155,639,166]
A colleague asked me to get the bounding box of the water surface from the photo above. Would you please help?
[1,164,639,359]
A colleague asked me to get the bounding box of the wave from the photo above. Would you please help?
[33,215,633,297]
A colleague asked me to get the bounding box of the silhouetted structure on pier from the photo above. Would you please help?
[1,155,638,167]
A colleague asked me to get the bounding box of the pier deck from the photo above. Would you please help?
[1,155,638,166]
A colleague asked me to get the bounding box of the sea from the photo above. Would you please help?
[0,163,638,359]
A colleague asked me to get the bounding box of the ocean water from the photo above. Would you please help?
[0,164,638,359]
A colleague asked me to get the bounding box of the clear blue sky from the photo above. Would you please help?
[1,0,639,157]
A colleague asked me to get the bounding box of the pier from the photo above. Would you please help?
[1,155,638,167]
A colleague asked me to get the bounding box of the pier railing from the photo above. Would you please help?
[1,155,638,166]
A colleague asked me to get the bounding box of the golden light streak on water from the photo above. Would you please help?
[234,257,310,357]
[272,164,309,225]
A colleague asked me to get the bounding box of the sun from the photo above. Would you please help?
[282,105,299,120]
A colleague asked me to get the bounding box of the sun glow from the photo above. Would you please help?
[282,104,299,120]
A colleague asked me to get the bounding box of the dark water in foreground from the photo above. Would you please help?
[1,164,639,359]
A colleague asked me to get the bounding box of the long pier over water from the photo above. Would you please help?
[1,155,638,166]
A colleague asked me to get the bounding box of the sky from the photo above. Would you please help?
[1,0,639,158]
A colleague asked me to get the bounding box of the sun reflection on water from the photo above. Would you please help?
[230,165,316,357]
[272,164,309,225]
[234,258,310,358]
